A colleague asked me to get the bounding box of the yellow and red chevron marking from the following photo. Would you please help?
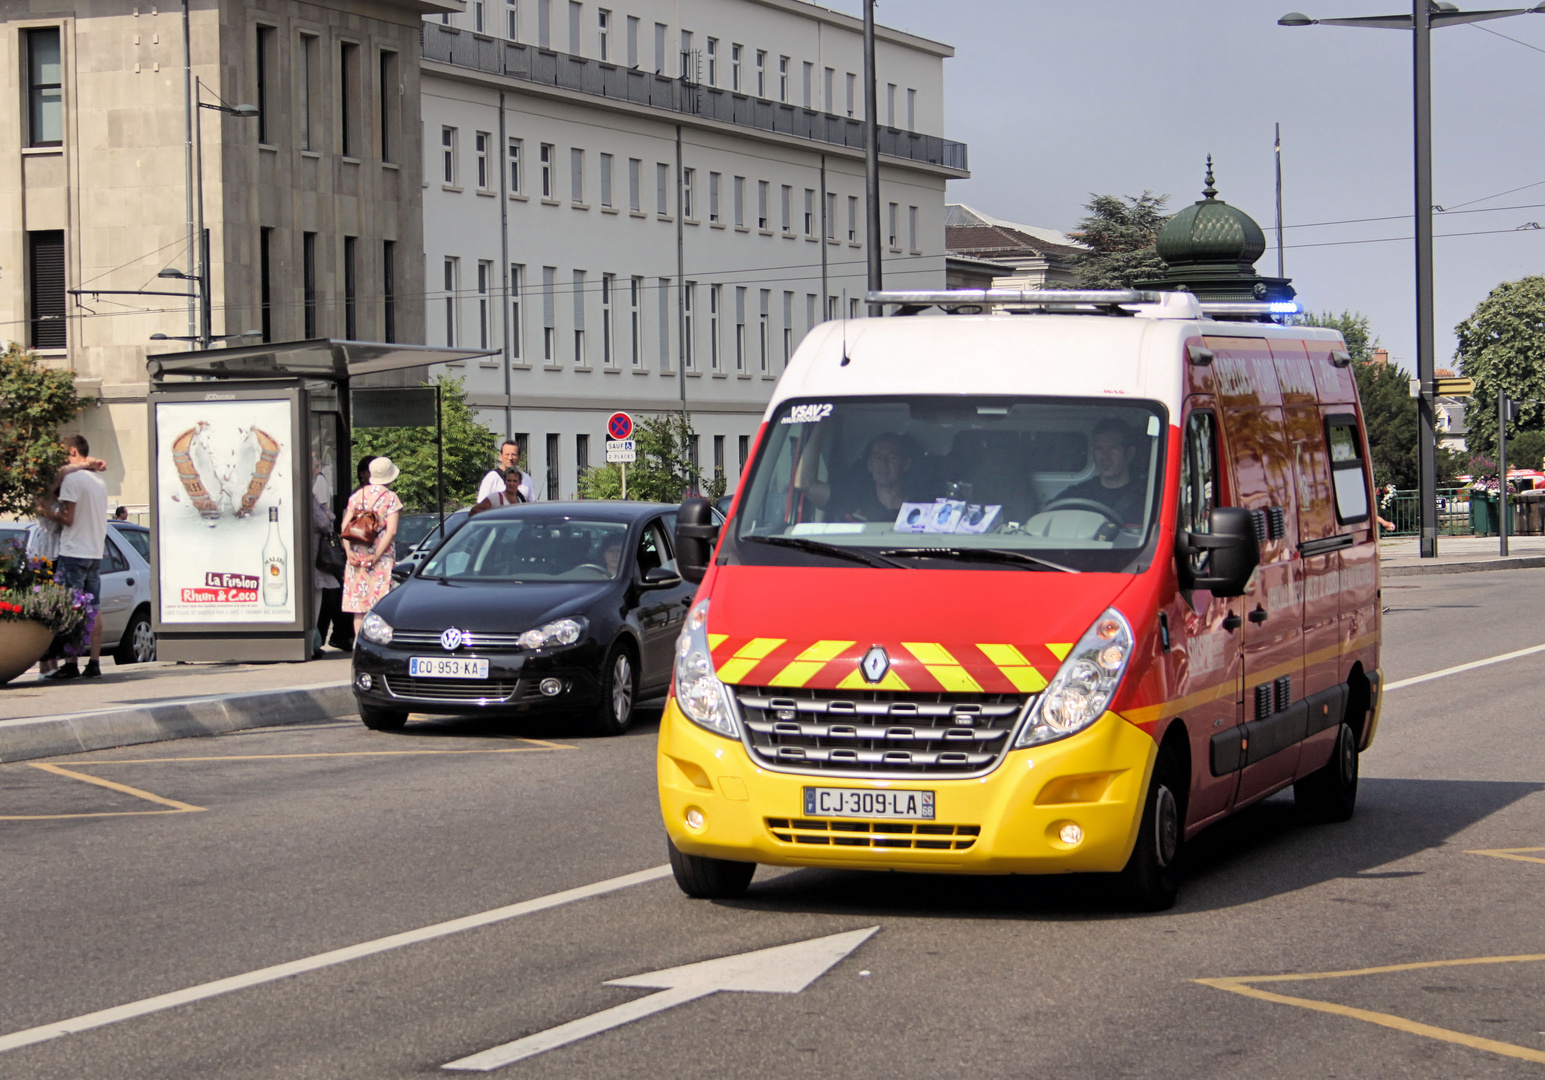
[708,637,1063,694]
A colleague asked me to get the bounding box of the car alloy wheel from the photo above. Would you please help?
[131,617,156,663]
[611,651,634,725]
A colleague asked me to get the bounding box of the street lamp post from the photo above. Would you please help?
[1279,3,1544,559]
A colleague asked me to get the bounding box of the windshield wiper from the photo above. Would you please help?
[742,535,906,569]
[877,547,1081,574]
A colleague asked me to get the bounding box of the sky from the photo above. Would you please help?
[825,0,1545,373]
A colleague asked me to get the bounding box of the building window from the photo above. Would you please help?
[298,34,318,150]
[755,50,765,97]
[507,0,519,40]
[735,287,746,373]
[683,281,695,370]
[301,232,318,338]
[657,162,669,216]
[731,43,741,91]
[780,185,792,234]
[255,27,276,145]
[654,22,666,73]
[508,137,523,193]
[343,236,358,339]
[738,434,749,474]
[803,189,814,237]
[599,152,613,207]
[802,61,812,107]
[733,176,745,227]
[757,181,768,230]
[709,284,721,372]
[573,269,586,364]
[546,433,560,500]
[383,240,396,343]
[708,172,720,223]
[689,435,700,482]
[601,273,615,367]
[626,14,638,67]
[823,66,834,112]
[26,29,62,148]
[476,132,491,189]
[443,257,459,347]
[538,0,551,47]
[680,29,693,79]
[379,50,399,162]
[576,433,590,478]
[510,263,524,360]
[888,202,898,248]
[713,435,725,489]
[845,71,856,116]
[571,147,584,202]
[886,82,896,126]
[908,205,919,252]
[807,292,817,330]
[827,295,838,321]
[339,42,359,158]
[629,276,642,367]
[27,230,65,349]
[783,291,794,366]
[540,143,554,198]
[568,0,581,53]
[597,8,609,59]
[826,192,836,240]
[628,157,641,211]
[542,266,556,361]
[477,261,492,349]
[706,38,717,84]
[473,0,485,33]
[657,277,670,370]
[442,126,457,184]
[759,290,770,373]
[259,227,273,342]
[682,167,694,219]
[907,87,916,130]
[848,195,858,242]
[778,55,789,102]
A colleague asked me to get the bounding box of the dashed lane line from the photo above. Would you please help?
[0,864,673,1056]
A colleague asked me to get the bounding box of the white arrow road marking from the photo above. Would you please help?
[442,926,880,1071]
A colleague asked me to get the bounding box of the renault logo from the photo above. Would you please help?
[860,645,889,683]
[440,628,464,651]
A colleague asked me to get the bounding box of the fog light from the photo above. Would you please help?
[540,678,563,696]
[685,808,705,830]
[1059,823,1084,847]
[355,673,372,691]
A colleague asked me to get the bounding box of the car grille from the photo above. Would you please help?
[734,687,1030,777]
[383,675,520,703]
[766,818,980,850]
[390,629,528,650]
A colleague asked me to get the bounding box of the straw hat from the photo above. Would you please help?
[368,457,401,485]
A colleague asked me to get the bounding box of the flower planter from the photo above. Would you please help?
[0,619,54,685]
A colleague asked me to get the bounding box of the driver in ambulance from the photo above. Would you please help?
[1054,418,1145,526]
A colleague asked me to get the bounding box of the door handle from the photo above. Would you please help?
[1222,613,1242,632]
[1248,606,1269,624]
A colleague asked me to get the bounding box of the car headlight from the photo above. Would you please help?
[673,599,738,738]
[1015,607,1134,748]
[360,611,393,645]
[517,617,586,650]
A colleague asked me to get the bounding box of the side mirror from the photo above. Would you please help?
[1178,506,1258,597]
[674,497,719,585]
[392,560,417,583]
[642,565,683,588]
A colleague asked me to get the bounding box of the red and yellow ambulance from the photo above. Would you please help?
[661,290,1381,909]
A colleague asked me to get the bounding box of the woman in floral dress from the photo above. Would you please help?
[340,457,403,634]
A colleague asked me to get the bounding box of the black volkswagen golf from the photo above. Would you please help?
[351,502,697,735]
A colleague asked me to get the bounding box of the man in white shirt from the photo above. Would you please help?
[41,434,108,679]
[477,440,535,505]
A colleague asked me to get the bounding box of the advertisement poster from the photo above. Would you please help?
[155,399,297,625]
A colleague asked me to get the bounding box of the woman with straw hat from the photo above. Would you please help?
[340,456,404,635]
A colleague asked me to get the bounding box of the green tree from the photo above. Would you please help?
[1068,192,1169,289]
[352,375,495,510]
[0,344,83,517]
[1454,276,1545,462]
[577,411,727,502]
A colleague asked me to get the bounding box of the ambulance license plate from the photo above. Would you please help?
[803,787,934,820]
[408,656,490,679]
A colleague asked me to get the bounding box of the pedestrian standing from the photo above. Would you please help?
[38,435,108,680]
[310,487,342,658]
[470,467,526,516]
[340,456,403,636]
[478,440,535,505]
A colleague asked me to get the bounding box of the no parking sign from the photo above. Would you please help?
[607,412,633,441]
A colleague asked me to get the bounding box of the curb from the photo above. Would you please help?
[1382,555,1545,577]
[0,681,355,764]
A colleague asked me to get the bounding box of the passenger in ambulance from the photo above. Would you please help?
[1053,418,1146,526]
[794,432,921,523]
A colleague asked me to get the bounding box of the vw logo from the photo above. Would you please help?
[440,628,464,651]
[860,645,890,684]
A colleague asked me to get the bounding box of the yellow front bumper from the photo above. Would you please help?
[657,699,1157,875]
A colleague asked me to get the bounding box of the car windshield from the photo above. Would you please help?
[418,517,630,582]
[394,514,442,551]
[730,395,1167,573]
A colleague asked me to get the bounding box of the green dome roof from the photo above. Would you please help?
[1155,158,1266,270]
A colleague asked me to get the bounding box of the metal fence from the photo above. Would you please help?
[1381,488,1472,536]
[420,26,969,172]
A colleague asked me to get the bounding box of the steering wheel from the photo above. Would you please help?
[1039,497,1126,528]
[573,563,609,576]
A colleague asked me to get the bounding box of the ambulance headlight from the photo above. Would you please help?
[674,600,739,738]
[1016,608,1134,747]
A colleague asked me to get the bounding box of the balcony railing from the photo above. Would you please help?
[420,25,968,173]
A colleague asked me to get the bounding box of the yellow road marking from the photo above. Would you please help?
[1196,953,1545,1067]
[1468,847,1545,866]
[0,763,207,820]
[54,745,573,765]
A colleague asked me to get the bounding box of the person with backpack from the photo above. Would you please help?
[340,457,403,636]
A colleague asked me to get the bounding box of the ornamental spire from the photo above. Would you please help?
[1202,154,1218,200]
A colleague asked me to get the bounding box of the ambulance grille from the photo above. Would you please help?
[766,818,980,850]
[734,688,1030,777]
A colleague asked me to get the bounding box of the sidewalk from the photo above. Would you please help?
[1379,535,1545,576]
[0,653,355,763]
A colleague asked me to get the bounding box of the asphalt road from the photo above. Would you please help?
[3,569,1545,1078]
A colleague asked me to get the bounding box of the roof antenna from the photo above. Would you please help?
[841,288,851,366]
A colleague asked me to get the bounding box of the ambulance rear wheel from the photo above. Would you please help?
[668,839,755,899]
[1117,748,1184,912]
[1295,722,1359,823]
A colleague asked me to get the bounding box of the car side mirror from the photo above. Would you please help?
[642,565,683,588]
[392,560,417,583]
[674,497,719,585]
[1178,506,1258,597]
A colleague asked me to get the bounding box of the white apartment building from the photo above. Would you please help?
[419,0,966,499]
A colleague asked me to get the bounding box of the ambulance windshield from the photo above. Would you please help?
[729,396,1167,574]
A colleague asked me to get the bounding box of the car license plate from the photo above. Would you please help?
[803,787,934,820]
[408,656,490,679]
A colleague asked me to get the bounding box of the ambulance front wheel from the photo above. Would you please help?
[1117,747,1184,912]
[668,839,756,899]
[1294,722,1359,823]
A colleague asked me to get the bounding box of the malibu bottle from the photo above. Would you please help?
[262,506,287,607]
